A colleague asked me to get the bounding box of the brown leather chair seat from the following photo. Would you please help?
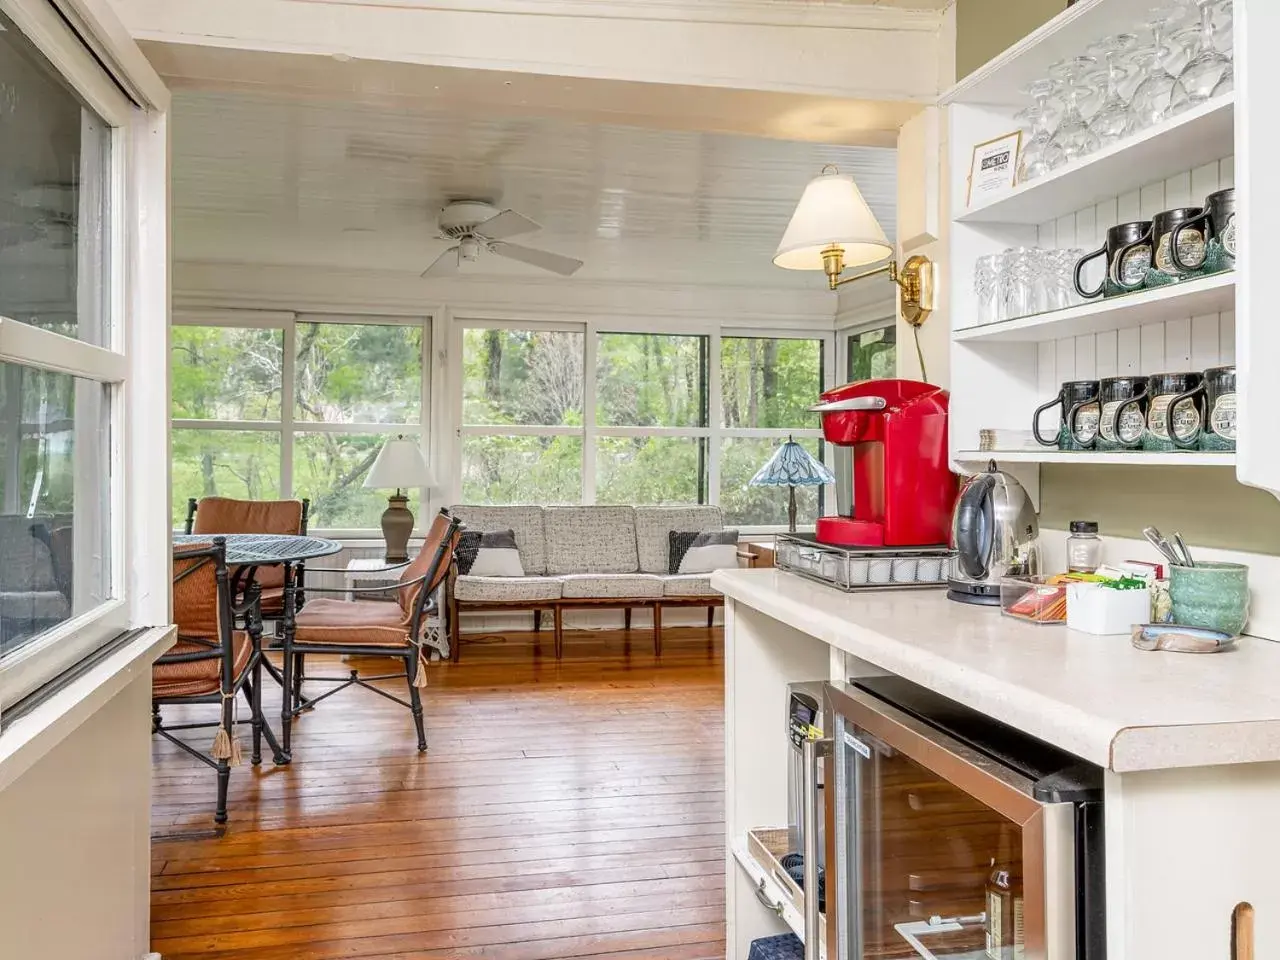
[153,633,253,698]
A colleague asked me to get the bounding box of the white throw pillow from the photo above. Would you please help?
[678,530,739,574]
[468,529,526,577]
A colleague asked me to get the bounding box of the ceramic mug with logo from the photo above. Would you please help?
[1074,221,1152,299]
[1096,376,1149,451]
[1144,371,1205,452]
[1172,188,1237,273]
[1120,207,1207,284]
[1033,379,1102,451]
[1167,365,1237,451]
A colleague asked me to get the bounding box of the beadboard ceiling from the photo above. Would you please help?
[170,87,899,288]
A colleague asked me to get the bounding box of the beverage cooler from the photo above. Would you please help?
[817,678,1106,960]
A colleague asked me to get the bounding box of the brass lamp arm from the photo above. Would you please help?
[830,261,898,289]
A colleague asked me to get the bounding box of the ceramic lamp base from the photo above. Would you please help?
[381,493,415,563]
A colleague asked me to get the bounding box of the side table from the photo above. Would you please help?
[343,557,451,659]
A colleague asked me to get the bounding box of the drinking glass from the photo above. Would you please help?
[1212,59,1234,97]
[1049,57,1102,163]
[1016,80,1066,183]
[974,254,1002,326]
[1088,34,1139,146]
[1214,0,1234,56]
[1049,249,1087,310]
[1129,7,1185,130]
[1000,248,1037,320]
[1170,0,1231,112]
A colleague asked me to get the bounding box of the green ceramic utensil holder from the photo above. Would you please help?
[1170,561,1250,636]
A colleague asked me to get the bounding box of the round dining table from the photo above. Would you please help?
[174,532,342,762]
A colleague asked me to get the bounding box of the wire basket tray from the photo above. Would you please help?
[775,533,954,592]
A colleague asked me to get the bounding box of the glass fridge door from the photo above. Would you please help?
[825,683,1067,960]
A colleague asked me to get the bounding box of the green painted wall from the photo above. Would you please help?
[1038,464,1280,555]
[956,0,1069,78]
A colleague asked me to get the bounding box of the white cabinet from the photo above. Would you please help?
[940,0,1277,497]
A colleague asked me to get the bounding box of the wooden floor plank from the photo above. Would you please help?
[151,629,726,958]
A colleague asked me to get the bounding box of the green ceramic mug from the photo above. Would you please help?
[1170,561,1250,636]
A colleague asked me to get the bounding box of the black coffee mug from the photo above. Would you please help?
[1096,375,1149,451]
[1033,380,1101,450]
[1074,221,1152,299]
[1119,207,1206,282]
[1172,188,1237,271]
[1168,365,1237,451]
[1144,371,1205,451]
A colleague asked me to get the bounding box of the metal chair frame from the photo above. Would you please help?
[153,538,287,825]
[185,496,312,609]
[279,511,462,754]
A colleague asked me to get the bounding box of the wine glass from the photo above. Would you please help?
[1016,79,1065,182]
[1129,7,1185,130]
[1170,0,1232,112]
[1048,57,1102,163]
[1088,34,1139,146]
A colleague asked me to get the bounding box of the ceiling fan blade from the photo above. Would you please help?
[476,209,541,241]
[421,246,460,278]
[489,241,583,277]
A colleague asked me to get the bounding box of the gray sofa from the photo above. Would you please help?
[447,504,727,658]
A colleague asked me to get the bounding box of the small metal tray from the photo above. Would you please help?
[776,533,954,592]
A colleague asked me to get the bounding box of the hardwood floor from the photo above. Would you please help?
[150,627,726,960]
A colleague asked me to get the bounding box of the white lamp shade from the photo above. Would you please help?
[364,437,435,490]
[774,169,893,271]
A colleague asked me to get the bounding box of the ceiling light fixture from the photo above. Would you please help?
[774,164,936,329]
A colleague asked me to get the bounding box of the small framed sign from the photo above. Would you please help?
[966,131,1022,207]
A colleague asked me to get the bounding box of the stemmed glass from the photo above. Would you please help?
[1088,34,1139,146]
[1129,7,1185,130]
[1049,57,1102,163]
[1170,0,1232,112]
[1016,79,1065,182]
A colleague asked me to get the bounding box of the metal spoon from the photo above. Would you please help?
[1173,532,1195,568]
[1142,526,1183,567]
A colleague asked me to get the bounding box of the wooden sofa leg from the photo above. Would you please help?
[449,596,461,661]
[534,609,542,633]
[707,606,715,628]
[624,607,632,631]
[653,603,663,657]
[554,605,564,660]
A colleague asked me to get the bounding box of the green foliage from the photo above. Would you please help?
[721,337,822,429]
[596,438,702,505]
[461,435,582,505]
[847,326,897,382]
[597,334,705,427]
[170,323,422,527]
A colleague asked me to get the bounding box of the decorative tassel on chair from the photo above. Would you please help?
[413,643,430,689]
[211,691,243,767]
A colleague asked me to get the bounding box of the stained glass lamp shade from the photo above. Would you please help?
[749,437,836,532]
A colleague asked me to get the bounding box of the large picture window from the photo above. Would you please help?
[459,323,828,528]
[0,1,143,706]
[171,315,428,532]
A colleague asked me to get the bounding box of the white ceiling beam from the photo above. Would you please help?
[109,0,948,101]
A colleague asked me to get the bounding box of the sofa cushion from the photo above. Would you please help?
[544,506,638,574]
[454,575,562,603]
[635,506,724,574]
[450,505,547,575]
[662,574,719,597]
[466,530,526,577]
[560,573,663,599]
[676,529,740,574]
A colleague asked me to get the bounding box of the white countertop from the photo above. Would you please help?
[712,568,1280,773]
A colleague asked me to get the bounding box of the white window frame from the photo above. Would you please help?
[170,310,432,539]
[452,317,835,532]
[0,0,169,709]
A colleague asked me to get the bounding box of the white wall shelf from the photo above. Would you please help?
[956,450,1236,467]
[944,0,1214,107]
[958,96,1234,226]
[954,273,1235,344]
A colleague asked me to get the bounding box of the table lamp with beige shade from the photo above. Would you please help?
[364,436,435,563]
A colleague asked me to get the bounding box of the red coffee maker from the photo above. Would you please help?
[812,379,957,548]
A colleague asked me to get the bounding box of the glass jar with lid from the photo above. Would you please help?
[1067,521,1103,573]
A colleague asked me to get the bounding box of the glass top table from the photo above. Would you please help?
[173,533,342,565]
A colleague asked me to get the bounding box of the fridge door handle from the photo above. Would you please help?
[803,737,832,960]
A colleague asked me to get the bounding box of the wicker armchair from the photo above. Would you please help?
[282,510,462,753]
[153,538,283,825]
[186,496,310,616]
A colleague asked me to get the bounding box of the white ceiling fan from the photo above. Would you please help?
[421,200,583,279]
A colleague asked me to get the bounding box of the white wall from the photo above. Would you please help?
[0,673,153,960]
